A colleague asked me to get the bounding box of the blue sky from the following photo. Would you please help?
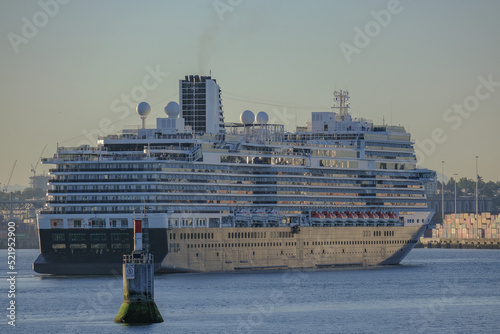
[1,0,499,187]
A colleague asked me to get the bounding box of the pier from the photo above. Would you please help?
[419,238,500,249]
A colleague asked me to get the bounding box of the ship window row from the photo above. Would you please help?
[319,160,358,168]
[51,232,130,243]
[177,164,424,180]
[47,191,425,203]
[225,231,293,239]
[51,243,132,250]
[180,239,418,249]
[365,142,413,149]
[179,232,214,240]
[47,193,427,203]
[47,198,427,210]
[284,133,361,142]
[50,218,129,229]
[53,163,161,172]
[54,174,152,181]
[49,170,423,185]
[228,231,266,239]
[168,218,208,228]
[50,184,424,194]
[220,157,362,170]
[50,179,424,192]
[377,162,416,170]
[52,161,422,181]
[186,241,288,249]
[374,160,417,170]
[63,162,163,170]
[45,201,427,214]
[313,149,355,158]
[49,186,425,199]
[365,230,396,237]
[365,150,415,158]
[221,156,306,166]
[223,149,359,159]
[308,239,413,246]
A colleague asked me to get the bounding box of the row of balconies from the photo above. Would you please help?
[46,193,426,205]
[49,167,163,173]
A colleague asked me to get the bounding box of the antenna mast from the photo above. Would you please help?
[332,90,350,120]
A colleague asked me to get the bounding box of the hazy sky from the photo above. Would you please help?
[1,0,499,187]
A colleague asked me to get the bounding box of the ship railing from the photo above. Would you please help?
[49,166,163,173]
[99,133,196,140]
[56,146,108,153]
[144,145,195,152]
[189,146,203,161]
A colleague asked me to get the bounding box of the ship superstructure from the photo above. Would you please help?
[34,75,435,274]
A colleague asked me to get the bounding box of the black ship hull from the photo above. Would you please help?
[33,228,168,275]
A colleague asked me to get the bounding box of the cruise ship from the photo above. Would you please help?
[34,75,435,275]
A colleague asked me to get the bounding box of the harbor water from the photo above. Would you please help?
[1,249,499,333]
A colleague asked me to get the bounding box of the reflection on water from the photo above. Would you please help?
[0,249,499,334]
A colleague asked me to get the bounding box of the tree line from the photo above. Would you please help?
[437,176,500,210]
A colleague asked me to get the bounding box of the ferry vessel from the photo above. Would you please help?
[34,75,435,275]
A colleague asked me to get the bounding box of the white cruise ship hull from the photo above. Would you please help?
[162,224,428,273]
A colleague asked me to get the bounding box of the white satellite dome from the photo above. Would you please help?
[255,111,269,124]
[136,102,151,117]
[240,110,255,125]
[164,101,180,118]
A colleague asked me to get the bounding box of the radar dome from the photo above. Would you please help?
[164,101,180,118]
[240,110,255,125]
[136,102,151,117]
[255,111,269,124]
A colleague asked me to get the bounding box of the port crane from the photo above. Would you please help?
[31,144,47,177]
[3,160,17,192]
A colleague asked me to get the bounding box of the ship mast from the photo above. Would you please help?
[332,90,350,121]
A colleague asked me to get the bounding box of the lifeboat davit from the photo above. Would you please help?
[268,209,282,221]
[236,209,252,220]
[253,209,268,221]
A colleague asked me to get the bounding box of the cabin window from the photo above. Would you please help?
[52,233,65,242]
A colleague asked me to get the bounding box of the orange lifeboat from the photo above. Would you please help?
[324,212,336,221]
[347,212,358,219]
[377,212,390,220]
[334,211,348,220]
[312,211,326,219]
[356,211,369,220]
[388,212,399,221]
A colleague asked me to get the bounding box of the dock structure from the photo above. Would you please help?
[429,212,500,239]
[114,219,163,324]
[419,212,500,249]
[419,238,500,249]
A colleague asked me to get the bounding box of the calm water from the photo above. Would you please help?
[1,249,499,333]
